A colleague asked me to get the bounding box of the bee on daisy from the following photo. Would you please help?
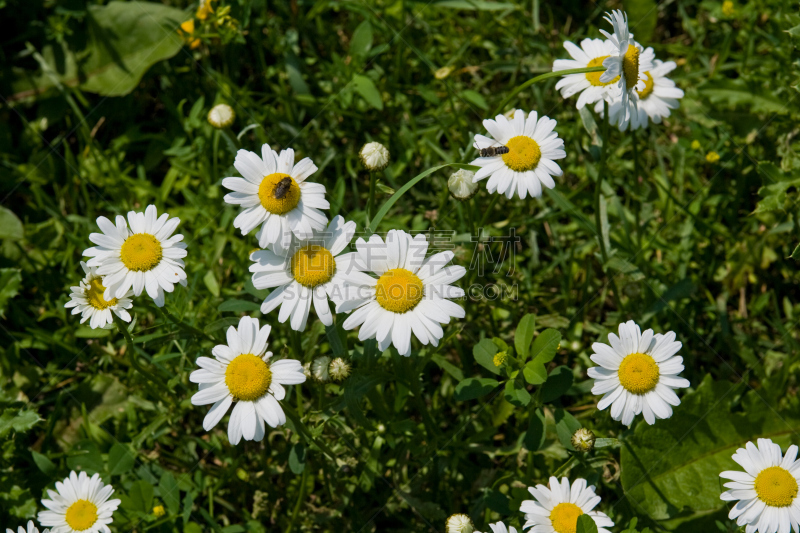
[83,205,187,308]
[37,471,121,533]
[190,316,306,445]
[337,229,466,357]
[6,521,47,533]
[250,215,365,331]
[470,109,566,199]
[598,10,654,129]
[552,38,620,109]
[720,438,800,533]
[64,262,133,329]
[222,144,329,249]
[520,477,614,533]
[588,320,690,426]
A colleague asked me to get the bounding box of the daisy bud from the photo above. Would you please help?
[571,428,596,452]
[311,356,331,382]
[447,169,479,200]
[446,513,474,533]
[359,141,390,171]
[207,103,235,129]
[302,361,312,379]
[328,357,351,381]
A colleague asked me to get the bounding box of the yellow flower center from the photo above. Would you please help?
[85,277,118,310]
[637,71,655,100]
[225,354,272,401]
[291,245,336,288]
[502,135,541,172]
[120,233,163,272]
[375,268,424,313]
[617,352,660,394]
[622,44,640,90]
[754,466,798,507]
[549,502,584,533]
[586,56,619,86]
[65,499,98,531]
[257,172,301,215]
[493,351,507,367]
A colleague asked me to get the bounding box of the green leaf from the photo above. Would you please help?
[203,270,220,297]
[530,329,561,365]
[31,450,57,476]
[523,361,547,385]
[459,89,489,110]
[699,80,788,115]
[0,406,39,437]
[454,378,500,401]
[524,408,546,451]
[352,74,383,110]
[594,438,620,449]
[791,243,800,259]
[504,379,531,407]
[514,314,536,359]
[554,409,581,451]
[0,207,24,240]
[431,353,465,381]
[158,471,180,515]
[217,299,261,313]
[289,443,306,474]
[433,0,516,10]
[623,0,657,43]
[576,514,599,533]
[12,1,186,99]
[473,338,502,375]
[541,366,573,403]
[108,442,135,476]
[204,317,239,334]
[350,20,373,57]
[66,440,104,474]
[128,480,155,513]
[325,323,347,357]
[0,268,22,319]
[621,376,800,528]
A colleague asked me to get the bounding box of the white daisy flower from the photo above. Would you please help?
[552,38,621,109]
[222,144,329,249]
[6,521,48,533]
[599,10,654,128]
[190,316,306,445]
[478,522,518,533]
[37,471,121,533]
[83,204,187,308]
[470,109,566,199]
[520,477,614,533]
[720,438,800,533]
[599,54,684,131]
[250,215,359,331]
[588,320,690,426]
[64,262,134,329]
[338,229,466,357]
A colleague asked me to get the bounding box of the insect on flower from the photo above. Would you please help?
[272,177,293,199]
[479,145,510,157]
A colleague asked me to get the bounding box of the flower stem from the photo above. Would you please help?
[155,304,217,344]
[491,66,605,117]
[111,313,167,398]
[284,466,309,533]
[366,170,377,230]
[552,454,576,477]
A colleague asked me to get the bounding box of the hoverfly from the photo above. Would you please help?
[479,145,510,157]
[273,177,293,199]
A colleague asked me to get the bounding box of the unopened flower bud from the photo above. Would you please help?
[302,361,311,378]
[571,428,596,452]
[311,356,331,382]
[360,141,390,171]
[448,169,479,200]
[208,103,235,129]
[446,513,474,533]
[328,357,351,381]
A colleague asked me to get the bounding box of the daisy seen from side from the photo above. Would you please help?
[37,471,121,533]
[338,229,466,356]
[720,438,800,533]
[190,316,306,445]
[552,38,620,109]
[520,477,614,533]
[588,320,690,426]
[470,109,566,199]
[83,204,187,308]
[250,215,363,331]
[222,144,329,249]
[64,262,133,329]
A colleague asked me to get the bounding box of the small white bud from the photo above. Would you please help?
[311,356,331,382]
[571,428,596,452]
[328,357,351,381]
[446,514,474,533]
[302,361,311,379]
[448,169,479,200]
[207,103,235,129]
[359,141,390,171]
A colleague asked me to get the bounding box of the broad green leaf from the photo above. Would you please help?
[128,479,155,513]
[621,376,800,529]
[460,89,489,110]
[623,0,657,43]
[454,378,499,401]
[473,338,502,375]
[31,450,57,476]
[541,366,573,402]
[524,408,546,451]
[352,75,383,110]
[66,440,104,474]
[0,268,22,319]
[0,406,38,437]
[514,314,536,359]
[431,353,465,381]
[576,514,599,533]
[203,270,220,297]
[523,361,547,385]
[108,442,135,476]
[350,20,373,56]
[504,379,531,407]
[289,443,306,474]
[217,299,261,313]
[554,409,581,451]
[159,471,180,515]
[0,207,24,240]
[12,1,186,99]
[325,323,347,357]
[530,329,561,365]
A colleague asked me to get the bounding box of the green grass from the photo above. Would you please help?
[1,0,800,532]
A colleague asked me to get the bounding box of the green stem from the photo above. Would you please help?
[631,129,642,251]
[283,404,336,460]
[490,66,605,117]
[285,467,309,533]
[595,101,610,264]
[552,454,576,477]
[112,313,167,396]
[366,171,376,230]
[478,194,500,229]
[156,305,217,344]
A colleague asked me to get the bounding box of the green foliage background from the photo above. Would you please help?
[2,0,800,531]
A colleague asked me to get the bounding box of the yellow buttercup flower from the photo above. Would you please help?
[706,151,721,163]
